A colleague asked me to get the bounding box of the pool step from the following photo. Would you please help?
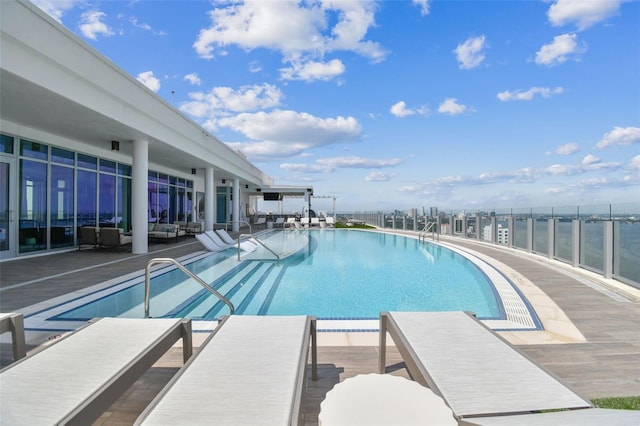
[167,260,284,319]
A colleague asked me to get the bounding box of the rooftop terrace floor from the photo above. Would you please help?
[1,231,639,424]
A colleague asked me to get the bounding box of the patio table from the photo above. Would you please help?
[319,373,456,426]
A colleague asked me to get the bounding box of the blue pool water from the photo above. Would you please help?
[52,230,503,321]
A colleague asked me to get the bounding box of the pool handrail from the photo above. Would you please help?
[144,257,235,318]
[222,220,252,235]
[238,234,281,262]
[419,222,439,242]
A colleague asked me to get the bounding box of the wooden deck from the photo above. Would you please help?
[1,232,639,424]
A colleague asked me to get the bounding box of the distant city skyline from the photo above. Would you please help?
[33,0,639,211]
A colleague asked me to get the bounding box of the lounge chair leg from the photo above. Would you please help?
[311,318,318,381]
[181,319,193,363]
[379,312,388,374]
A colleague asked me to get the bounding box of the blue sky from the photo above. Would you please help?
[33,0,639,213]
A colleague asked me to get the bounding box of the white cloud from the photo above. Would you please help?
[223,110,362,160]
[596,126,640,149]
[180,84,283,119]
[365,171,397,181]
[390,101,414,117]
[547,0,622,30]
[129,17,167,36]
[629,155,640,170]
[454,35,487,70]
[412,0,431,16]
[535,33,586,66]
[280,59,346,82]
[390,101,428,117]
[281,156,402,174]
[582,154,600,165]
[31,0,80,22]
[497,86,564,101]
[193,0,386,82]
[249,61,263,73]
[184,73,201,86]
[79,10,114,40]
[547,142,579,155]
[438,98,470,115]
[136,71,160,92]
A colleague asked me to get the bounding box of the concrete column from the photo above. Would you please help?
[232,177,240,232]
[131,139,148,254]
[572,220,580,267]
[490,217,497,243]
[204,167,215,231]
[548,219,555,259]
[527,218,534,253]
[603,221,613,279]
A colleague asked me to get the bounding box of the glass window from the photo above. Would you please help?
[99,159,116,174]
[50,165,75,248]
[158,183,169,223]
[169,175,177,185]
[148,170,157,181]
[78,169,97,227]
[158,174,168,184]
[78,154,97,170]
[19,159,47,253]
[187,180,193,189]
[118,163,132,177]
[148,180,158,223]
[1,134,14,154]
[0,163,9,251]
[20,139,48,160]
[98,173,116,227]
[51,147,75,165]
[118,177,132,231]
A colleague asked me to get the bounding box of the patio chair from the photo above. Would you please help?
[78,226,99,250]
[274,217,286,228]
[379,311,592,420]
[0,317,192,425]
[135,315,318,425]
[99,227,132,250]
[325,216,335,227]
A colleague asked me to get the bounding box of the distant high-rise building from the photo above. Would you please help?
[483,224,509,244]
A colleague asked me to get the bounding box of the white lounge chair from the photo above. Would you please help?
[216,229,259,252]
[0,317,192,425]
[310,217,320,227]
[459,408,640,425]
[195,233,226,252]
[274,217,286,228]
[325,216,335,227]
[0,313,26,362]
[204,230,235,249]
[136,315,317,425]
[379,311,592,420]
[208,230,257,252]
[254,217,266,229]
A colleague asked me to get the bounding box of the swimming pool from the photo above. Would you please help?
[26,229,540,331]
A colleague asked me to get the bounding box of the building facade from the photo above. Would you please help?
[0,0,309,260]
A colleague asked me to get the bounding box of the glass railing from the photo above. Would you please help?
[352,202,639,289]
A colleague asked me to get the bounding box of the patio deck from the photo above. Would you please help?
[1,232,639,425]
